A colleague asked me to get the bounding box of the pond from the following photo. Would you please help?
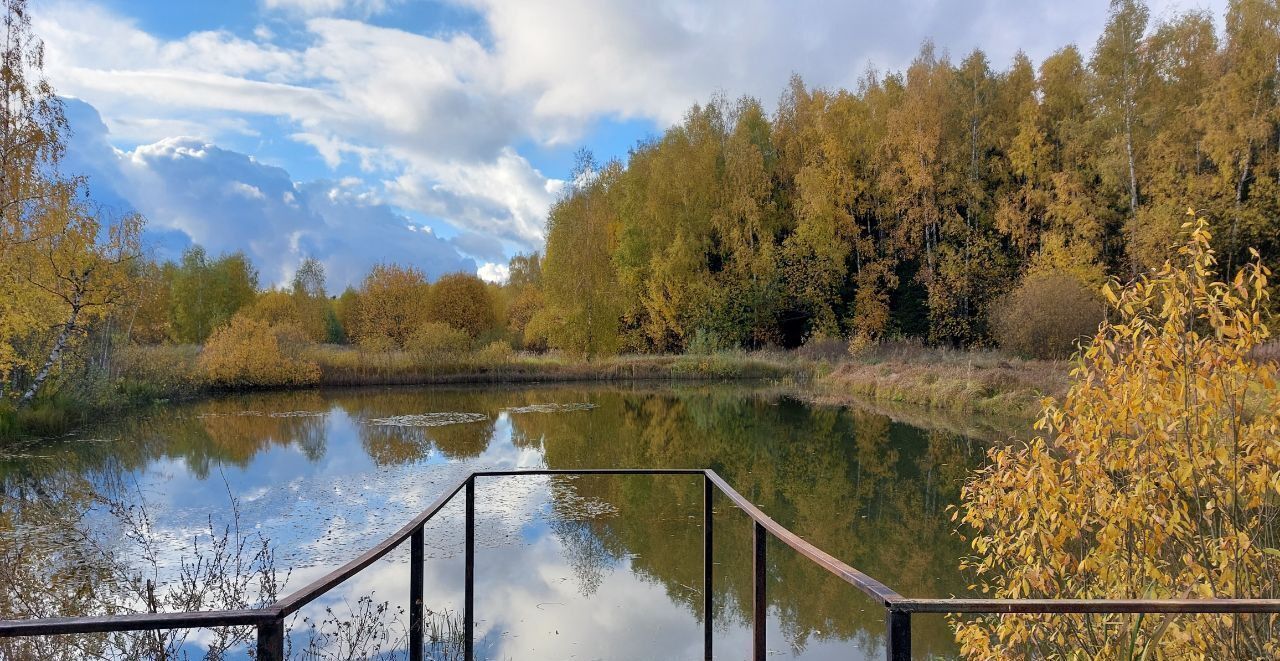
[0,383,995,659]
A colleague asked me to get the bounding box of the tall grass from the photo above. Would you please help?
[306,345,801,386]
[818,338,1071,419]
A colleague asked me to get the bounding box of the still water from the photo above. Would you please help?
[0,383,993,659]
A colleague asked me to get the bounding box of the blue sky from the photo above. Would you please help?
[33,0,1225,288]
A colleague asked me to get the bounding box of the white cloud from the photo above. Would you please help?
[229,181,267,200]
[38,0,1230,258]
[477,262,510,284]
[62,99,477,289]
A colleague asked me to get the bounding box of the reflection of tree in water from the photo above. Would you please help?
[0,390,334,484]
[549,515,616,597]
[0,466,286,659]
[194,392,330,469]
[334,389,500,464]
[511,389,985,657]
[2,383,993,657]
[0,470,118,659]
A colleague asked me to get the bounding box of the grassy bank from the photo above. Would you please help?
[305,345,805,386]
[1,346,811,441]
[8,339,1136,442]
[810,342,1070,422]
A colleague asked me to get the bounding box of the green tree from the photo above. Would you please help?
[169,247,258,344]
[540,151,622,358]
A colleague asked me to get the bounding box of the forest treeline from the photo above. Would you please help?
[3,0,1280,420]
[530,0,1280,356]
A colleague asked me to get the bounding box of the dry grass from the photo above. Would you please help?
[816,339,1071,420]
[1252,341,1280,365]
[306,346,804,386]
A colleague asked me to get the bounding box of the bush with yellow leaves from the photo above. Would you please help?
[197,314,320,388]
[404,322,470,357]
[954,216,1278,658]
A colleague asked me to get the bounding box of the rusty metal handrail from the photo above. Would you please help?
[3,468,1280,661]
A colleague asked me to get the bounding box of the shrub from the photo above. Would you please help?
[990,269,1105,359]
[426,273,495,338]
[685,328,728,355]
[473,340,514,364]
[404,322,470,357]
[198,315,319,388]
[115,344,203,401]
[956,219,1280,658]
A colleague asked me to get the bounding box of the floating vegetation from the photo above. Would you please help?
[196,410,327,419]
[504,403,596,414]
[367,412,488,427]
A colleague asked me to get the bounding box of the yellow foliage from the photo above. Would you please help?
[350,263,430,350]
[404,322,470,357]
[473,340,514,364]
[197,314,319,388]
[955,216,1279,658]
[425,272,495,338]
[243,289,300,327]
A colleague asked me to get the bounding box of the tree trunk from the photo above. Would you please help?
[1125,110,1139,213]
[18,291,82,407]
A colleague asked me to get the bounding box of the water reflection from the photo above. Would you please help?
[0,384,988,659]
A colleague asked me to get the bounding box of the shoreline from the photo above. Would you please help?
[813,348,1068,423]
[3,346,1066,442]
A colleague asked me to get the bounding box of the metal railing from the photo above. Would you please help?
[4,468,1280,660]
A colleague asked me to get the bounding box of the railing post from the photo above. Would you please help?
[886,609,911,661]
[464,475,475,661]
[703,473,713,661]
[410,523,424,661]
[753,520,766,661]
[256,616,284,661]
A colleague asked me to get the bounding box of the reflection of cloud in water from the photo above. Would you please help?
[7,384,978,658]
[294,477,884,660]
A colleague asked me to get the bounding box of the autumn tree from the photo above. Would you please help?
[1092,0,1153,226]
[1196,0,1280,269]
[538,151,622,358]
[290,257,334,343]
[504,252,544,348]
[350,263,430,350]
[0,0,143,405]
[425,272,495,338]
[123,260,176,345]
[534,2,1277,353]
[956,218,1280,658]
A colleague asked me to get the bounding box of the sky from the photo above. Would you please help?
[32,0,1228,289]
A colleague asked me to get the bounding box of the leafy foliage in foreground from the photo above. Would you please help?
[955,217,1279,658]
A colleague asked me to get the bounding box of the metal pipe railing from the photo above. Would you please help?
[4,468,1280,661]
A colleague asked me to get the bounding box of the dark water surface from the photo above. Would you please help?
[0,383,990,659]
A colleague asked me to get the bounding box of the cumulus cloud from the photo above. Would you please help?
[61,98,475,289]
[36,0,1228,257]
[476,262,510,284]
